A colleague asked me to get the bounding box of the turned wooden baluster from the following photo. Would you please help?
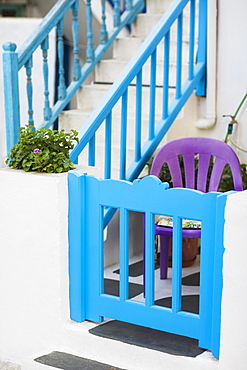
[86,0,94,62]
[114,0,120,27]
[57,18,66,100]
[25,56,34,126]
[41,36,52,121]
[100,0,108,44]
[71,0,81,81]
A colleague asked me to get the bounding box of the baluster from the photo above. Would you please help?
[149,49,157,140]
[114,0,120,27]
[120,90,128,180]
[125,0,132,11]
[105,111,112,179]
[135,70,142,162]
[25,56,34,127]
[163,31,170,119]
[100,0,108,44]
[188,0,195,80]
[41,37,52,121]
[176,13,183,99]
[71,0,81,81]
[86,0,95,62]
[57,18,66,100]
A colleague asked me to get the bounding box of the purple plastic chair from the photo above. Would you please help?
[146,137,243,279]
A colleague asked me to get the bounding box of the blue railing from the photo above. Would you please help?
[2,0,144,154]
[70,0,207,183]
[68,171,227,359]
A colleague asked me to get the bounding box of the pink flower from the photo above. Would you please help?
[33,148,41,153]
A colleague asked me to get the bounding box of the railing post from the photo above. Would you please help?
[2,42,20,154]
[196,0,207,96]
[86,0,95,62]
[68,170,87,322]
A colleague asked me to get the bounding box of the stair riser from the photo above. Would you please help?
[113,37,190,63]
[131,12,195,39]
[76,85,175,116]
[146,0,174,14]
[95,60,189,86]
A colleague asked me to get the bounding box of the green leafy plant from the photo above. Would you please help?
[146,155,247,191]
[6,125,79,173]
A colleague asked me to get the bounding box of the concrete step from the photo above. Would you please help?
[146,0,174,14]
[95,59,189,86]
[131,12,193,40]
[113,36,190,63]
[75,84,171,116]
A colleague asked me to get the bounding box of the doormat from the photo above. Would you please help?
[35,351,125,370]
[104,278,143,298]
[182,272,200,286]
[155,294,199,314]
[113,260,159,277]
[89,320,205,357]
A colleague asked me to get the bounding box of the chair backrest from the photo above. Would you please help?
[150,137,243,192]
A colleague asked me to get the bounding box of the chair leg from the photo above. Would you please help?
[159,235,170,279]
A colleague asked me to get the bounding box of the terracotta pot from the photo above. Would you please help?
[168,237,199,267]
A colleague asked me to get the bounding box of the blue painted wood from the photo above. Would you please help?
[100,0,108,44]
[2,42,20,154]
[57,18,67,100]
[70,0,206,185]
[68,170,87,322]
[163,31,170,119]
[41,37,52,121]
[105,112,112,179]
[71,0,81,81]
[176,13,183,99]
[120,90,128,180]
[125,0,133,11]
[149,49,156,140]
[88,134,96,166]
[135,70,142,162]
[86,0,95,62]
[114,0,121,27]
[196,0,207,96]
[69,172,226,355]
[25,57,34,126]
[188,0,195,80]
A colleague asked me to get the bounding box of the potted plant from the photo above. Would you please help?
[5,125,79,173]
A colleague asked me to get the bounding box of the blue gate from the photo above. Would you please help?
[68,170,228,358]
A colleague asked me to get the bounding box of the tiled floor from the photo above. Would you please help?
[104,253,200,306]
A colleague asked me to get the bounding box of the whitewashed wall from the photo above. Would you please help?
[0,168,246,369]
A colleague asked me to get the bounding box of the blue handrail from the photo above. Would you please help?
[2,0,144,154]
[70,0,207,184]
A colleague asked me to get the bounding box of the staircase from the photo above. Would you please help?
[59,0,200,178]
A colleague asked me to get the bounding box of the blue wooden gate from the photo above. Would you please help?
[68,170,228,359]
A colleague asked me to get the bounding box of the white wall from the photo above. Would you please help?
[220,189,247,370]
[0,169,69,360]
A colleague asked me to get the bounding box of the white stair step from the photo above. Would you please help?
[146,0,174,14]
[131,13,193,40]
[76,84,174,117]
[113,36,190,63]
[95,59,189,86]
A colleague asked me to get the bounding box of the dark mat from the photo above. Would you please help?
[113,260,159,277]
[89,320,205,357]
[104,278,143,298]
[182,272,200,286]
[155,294,199,314]
[35,351,125,370]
